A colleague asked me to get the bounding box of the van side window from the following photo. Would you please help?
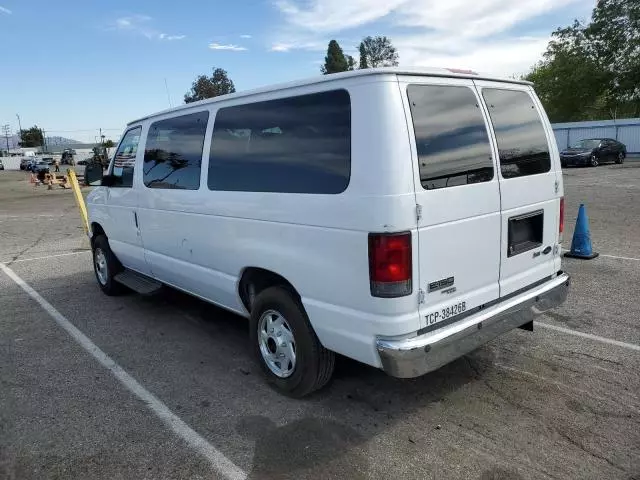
[111,126,141,188]
[143,111,209,190]
[208,89,351,194]
[407,85,494,190]
[482,89,551,179]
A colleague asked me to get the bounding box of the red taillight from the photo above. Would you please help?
[559,197,565,240]
[368,232,412,298]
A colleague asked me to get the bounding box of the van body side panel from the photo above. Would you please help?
[88,124,152,276]
[399,75,502,331]
[474,80,560,296]
[529,85,564,275]
[136,78,420,368]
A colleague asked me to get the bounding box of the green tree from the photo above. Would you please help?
[184,68,236,103]
[346,55,357,71]
[524,0,640,121]
[587,0,640,113]
[321,40,352,74]
[19,126,44,148]
[103,139,115,148]
[358,43,368,69]
[358,36,399,68]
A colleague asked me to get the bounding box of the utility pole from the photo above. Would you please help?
[1,124,10,155]
[16,114,22,137]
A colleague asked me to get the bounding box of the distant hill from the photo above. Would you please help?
[3,134,83,150]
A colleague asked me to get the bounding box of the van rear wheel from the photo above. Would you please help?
[249,287,335,397]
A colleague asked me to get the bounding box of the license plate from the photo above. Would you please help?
[425,301,467,327]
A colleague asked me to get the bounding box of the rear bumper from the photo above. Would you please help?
[376,273,570,378]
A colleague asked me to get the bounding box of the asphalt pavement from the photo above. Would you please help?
[0,167,638,480]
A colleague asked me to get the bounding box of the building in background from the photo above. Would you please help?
[552,118,640,154]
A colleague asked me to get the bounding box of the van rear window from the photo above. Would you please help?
[481,89,551,179]
[207,89,351,194]
[407,85,494,190]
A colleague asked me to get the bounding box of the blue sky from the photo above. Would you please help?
[1,0,594,144]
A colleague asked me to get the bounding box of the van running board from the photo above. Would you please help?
[114,270,162,295]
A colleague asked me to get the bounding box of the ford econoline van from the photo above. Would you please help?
[86,67,570,397]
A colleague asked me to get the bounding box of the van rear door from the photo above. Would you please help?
[474,81,561,296]
[399,76,502,331]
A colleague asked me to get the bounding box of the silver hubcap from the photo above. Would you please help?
[258,309,296,378]
[591,155,598,166]
[94,248,108,285]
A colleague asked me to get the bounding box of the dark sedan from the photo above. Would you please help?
[560,138,627,167]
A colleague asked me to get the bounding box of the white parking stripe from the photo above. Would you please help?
[561,248,640,262]
[0,262,247,480]
[536,321,640,352]
[600,253,640,262]
[9,251,90,263]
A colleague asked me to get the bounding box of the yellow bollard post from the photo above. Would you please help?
[67,168,91,250]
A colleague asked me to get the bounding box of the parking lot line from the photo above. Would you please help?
[536,321,640,352]
[0,262,247,480]
[9,250,90,263]
[561,248,640,262]
[600,253,640,262]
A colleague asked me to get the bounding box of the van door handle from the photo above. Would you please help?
[133,211,139,229]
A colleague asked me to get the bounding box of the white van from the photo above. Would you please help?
[86,67,570,397]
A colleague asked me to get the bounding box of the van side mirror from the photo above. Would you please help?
[84,164,104,186]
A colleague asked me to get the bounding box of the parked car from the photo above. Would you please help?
[85,67,570,397]
[20,158,31,170]
[560,138,627,167]
[32,161,50,174]
[0,159,4,170]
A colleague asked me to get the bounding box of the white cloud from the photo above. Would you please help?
[112,15,184,41]
[0,5,12,14]
[159,33,186,41]
[271,43,292,52]
[275,0,404,32]
[209,43,247,51]
[271,0,584,76]
[240,34,252,39]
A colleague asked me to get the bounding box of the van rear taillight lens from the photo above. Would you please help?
[559,197,565,242]
[368,232,412,298]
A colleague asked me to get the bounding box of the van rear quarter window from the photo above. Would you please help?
[407,84,494,190]
[143,111,209,190]
[207,89,351,194]
[481,89,551,179]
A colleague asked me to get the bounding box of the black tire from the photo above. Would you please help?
[92,235,125,295]
[249,287,335,398]
[616,152,625,164]
[590,155,599,167]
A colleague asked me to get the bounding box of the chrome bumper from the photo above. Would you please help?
[376,273,570,378]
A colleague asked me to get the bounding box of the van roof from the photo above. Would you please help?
[128,66,532,126]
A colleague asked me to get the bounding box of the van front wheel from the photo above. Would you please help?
[92,235,125,296]
[250,287,335,397]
